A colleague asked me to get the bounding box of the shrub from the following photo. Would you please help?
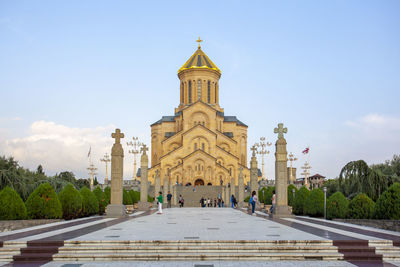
[374,183,400,219]
[58,183,82,219]
[258,187,268,203]
[348,193,375,219]
[129,190,140,203]
[258,187,274,204]
[104,186,111,204]
[25,183,62,219]
[327,191,348,220]
[123,189,133,205]
[147,195,154,202]
[304,188,324,217]
[293,186,310,215]
[80,187,99,216]
[93,187,107,215]
[0,186,27,220]
[244,196,250,202]
[288,184,298,206]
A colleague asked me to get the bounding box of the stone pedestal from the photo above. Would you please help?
[163,175,169,208]
[172,185,177,206]
[271,131,294,219]
[138,145,150,211]
[238,167,244,207]
[221,186,225,205]
[225,184,230,206]
[154,170,161,199]
[106,128,127,218]
[250,154,258,193]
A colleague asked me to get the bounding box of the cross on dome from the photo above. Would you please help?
[196,36,203,49]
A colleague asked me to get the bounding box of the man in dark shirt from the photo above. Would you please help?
[167,191,172,208]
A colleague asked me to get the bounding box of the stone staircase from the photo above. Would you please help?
[2,240,400,262]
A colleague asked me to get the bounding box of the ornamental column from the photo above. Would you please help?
[138,144,151,210]
[271,123,294,218]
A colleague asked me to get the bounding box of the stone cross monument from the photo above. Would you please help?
[154,169,161,200]
[107,128,127,217]
[271,123,293,218]
[138,144,151,210]
[238,166,244,207]
[250,145,258,193]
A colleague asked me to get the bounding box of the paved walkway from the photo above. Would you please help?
[0,207,399,266]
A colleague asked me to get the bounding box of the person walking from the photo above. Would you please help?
[231,194,234,208]
[178,194,183,208]
[270,190,276,214]
[157,191,163,214]
[251,191,257,215]
[167,191,172,208]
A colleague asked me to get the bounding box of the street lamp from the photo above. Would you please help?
[288,152,298,184]
[292,188,295,202]
[323,186,327,220]
[255,137,272,181]
[127,136,142,181]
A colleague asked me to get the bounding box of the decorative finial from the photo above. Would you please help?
[196,37,203,49]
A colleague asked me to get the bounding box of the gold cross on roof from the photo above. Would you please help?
[196,37,203,48]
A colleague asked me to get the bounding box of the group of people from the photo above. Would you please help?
[199,197,225,207]
[156,189,276,216]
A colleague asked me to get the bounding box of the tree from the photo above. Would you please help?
[36,165,44,175]
[287,184,297,206]
[93,187,107,215]
[80,187,99,216]
[0,186,27,220]
[25,183,62,219]
[323,179,340,198]
[347,193,375,219]
[304,188,324,217]
[293,186,310,215]
[327,192,348,220]
[374,183,400,220]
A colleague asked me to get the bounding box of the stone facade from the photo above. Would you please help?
[148,45,250,187]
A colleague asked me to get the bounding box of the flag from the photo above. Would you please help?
[302,147,309,154]
[87,146,91,158]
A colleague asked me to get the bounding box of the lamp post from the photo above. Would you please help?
[255,137,272,181]
[288,152,297,184]
[87,163,97,191]
[292,188,295,202]
[127,136,142,181]
[301,161,312,189]
[323,186,327,220]
[100,153,111,184]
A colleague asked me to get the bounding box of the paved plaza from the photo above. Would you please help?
[0,208,399,266]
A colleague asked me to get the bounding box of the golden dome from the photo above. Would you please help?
[178,47,221,74]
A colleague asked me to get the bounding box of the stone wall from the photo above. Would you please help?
[0,219,62,232]
[333,219,400,232]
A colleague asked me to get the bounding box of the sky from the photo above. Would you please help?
[0,0,399,182]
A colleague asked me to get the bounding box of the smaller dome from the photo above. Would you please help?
[178,47,221,74]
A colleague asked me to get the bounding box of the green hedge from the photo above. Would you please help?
[0,186,27,220]
[129,190,140,203]
[293,186,310,215]
[123,189,133,205]
[147,195,154,203]
[93,187,107,215]
[374,183,400,219]
[288,184,298,206]
[259,186,274,204]
[244,196,250,202]
[25,183,62,219]
[104,186,111,204]
[80,187,99,216]
[304,188,324,217]
[58,183,82,220]
[347,193,375,219]
[327,191,348,220]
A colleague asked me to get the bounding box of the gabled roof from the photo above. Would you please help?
[224,116,247,127]
[151,116,175,126]
[178,48,221,74]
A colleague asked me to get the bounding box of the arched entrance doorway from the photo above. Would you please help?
[194,179,204,186]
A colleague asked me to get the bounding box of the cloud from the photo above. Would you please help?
[0,121,118,181]
[345,113,400,142]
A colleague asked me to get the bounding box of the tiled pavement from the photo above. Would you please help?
[0,207,399,266]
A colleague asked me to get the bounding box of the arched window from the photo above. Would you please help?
[197,80,201,100]
[194,143,197,151]
[188,81,192,103]
[207,81,211,103]
[201,143,205,150]
[215,83,217,103]
[181,82,184,103]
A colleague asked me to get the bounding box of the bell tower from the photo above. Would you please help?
[176,38,222,113]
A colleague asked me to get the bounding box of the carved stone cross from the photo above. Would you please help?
[274,123,287,139]
[250,145,257,157]
[140,144,148,155]
[111,128,124,144]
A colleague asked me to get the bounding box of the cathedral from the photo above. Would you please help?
[148,41,250,186]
